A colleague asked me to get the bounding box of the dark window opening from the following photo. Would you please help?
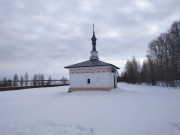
[87,79,90,84]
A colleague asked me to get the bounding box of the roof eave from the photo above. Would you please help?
[64,65,120,69]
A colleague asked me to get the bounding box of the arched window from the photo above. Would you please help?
[87,79,90,84]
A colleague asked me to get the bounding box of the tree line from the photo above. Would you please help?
[0,72,69,88]
[119,21,180,87]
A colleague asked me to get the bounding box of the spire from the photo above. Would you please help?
[90,24,99,60]
[91,24,97,51]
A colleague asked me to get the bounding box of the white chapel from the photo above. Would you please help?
[65,25,119,92]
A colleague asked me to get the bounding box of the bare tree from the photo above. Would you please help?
[47,76,52,86]
[146,20,180,87]
[124,56,141,84]
[20,76,24,87]
[40,74,44,86]
[33,74,37,86]
[13,74,19,87]
[7,79,12,87]
[24,72,29,86]
[61,76,68,84]
[3,77,7,87]
[141,61,150,84]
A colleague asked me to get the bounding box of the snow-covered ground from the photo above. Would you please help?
[0,83,180,135]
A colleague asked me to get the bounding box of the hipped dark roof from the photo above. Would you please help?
[64,59,119,69]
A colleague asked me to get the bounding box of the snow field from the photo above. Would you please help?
[0,83,180,135]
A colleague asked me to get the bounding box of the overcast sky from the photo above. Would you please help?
[0,0,180,79]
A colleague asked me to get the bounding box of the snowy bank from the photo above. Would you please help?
[0,83,180,135]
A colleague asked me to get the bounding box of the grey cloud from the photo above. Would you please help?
[0,0,180,79]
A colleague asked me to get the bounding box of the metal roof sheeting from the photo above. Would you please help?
[64,59,119,69]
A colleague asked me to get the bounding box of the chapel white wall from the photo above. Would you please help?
[69,72,116,88]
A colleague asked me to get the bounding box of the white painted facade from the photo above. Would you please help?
[69,66,118,89]
[65,25,119,92]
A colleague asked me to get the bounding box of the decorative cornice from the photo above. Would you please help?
[69,68,112,74]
